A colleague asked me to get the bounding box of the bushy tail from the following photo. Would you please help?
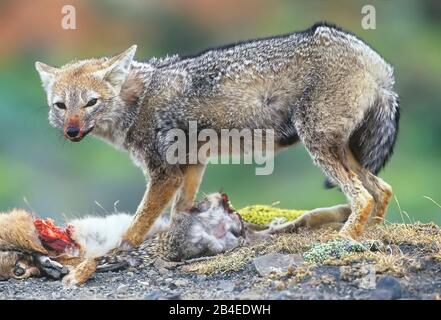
[325,89,400,188]
[350,89,400,174]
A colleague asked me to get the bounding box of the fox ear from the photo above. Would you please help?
[96,45,137,90]
[35,61,58,91]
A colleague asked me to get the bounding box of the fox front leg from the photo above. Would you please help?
[122,170,183,247]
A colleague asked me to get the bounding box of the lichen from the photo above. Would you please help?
[239,205,306,225]
[303,239,383,263]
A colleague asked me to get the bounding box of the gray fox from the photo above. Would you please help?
[35,22,399,246]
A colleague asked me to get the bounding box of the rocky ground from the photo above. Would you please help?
[1,223,440,300]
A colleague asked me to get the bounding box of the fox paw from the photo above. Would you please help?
[62,259,97,286]
[62,269,82,286]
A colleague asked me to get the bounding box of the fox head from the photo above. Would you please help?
[35,45,137,142]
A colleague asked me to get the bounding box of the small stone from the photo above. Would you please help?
[174,279,190,286]
[238,289,263,300]
[157,268,169,275]
[274,290,292,300]
[196,275,207,281]
[116,284,129,294]
[274,280,286,291]
[217,280,235,292]
[163,292,181,300]
[253,253,303,276]
[144,291,162,300]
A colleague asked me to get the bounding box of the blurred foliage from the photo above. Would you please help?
[0,0,440,224]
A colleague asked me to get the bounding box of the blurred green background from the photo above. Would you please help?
[0,0,440,224]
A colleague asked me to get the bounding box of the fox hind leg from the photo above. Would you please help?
[347,152,393,225]
[369,176,392,224]
[303,142,374,239]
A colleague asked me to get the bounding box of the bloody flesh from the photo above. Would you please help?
[34,218,77,253]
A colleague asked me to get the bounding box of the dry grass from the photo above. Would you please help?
[364,222,441,246]
[363,251,407,275]
[183,246,256,274]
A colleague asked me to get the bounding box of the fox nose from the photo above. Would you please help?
[66,126,80,138]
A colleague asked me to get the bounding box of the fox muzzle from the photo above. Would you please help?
[64,125,94,142]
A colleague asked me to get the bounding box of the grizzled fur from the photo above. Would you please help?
[36,23,399,245]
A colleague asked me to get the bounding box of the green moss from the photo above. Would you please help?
[303,239,383,263]
[239,205,306,225]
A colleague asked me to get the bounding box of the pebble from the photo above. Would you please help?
[116,284,129,294]
[274,290,293,300]
[217,280,235,292]
[174,278,190,286]
[163,292,181,300]
[238,289,264,300]
[143,290,182,300]
[143,291,163,300]
[253,253,304,276]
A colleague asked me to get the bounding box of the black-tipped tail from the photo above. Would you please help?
[325,90,400,188]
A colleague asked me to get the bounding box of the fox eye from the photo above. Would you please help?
[54,102,66,110]
[85,98,98,107]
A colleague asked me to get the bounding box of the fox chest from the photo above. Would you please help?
[128,147,148,171]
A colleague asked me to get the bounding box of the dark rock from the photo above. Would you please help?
[372,276,402,300]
